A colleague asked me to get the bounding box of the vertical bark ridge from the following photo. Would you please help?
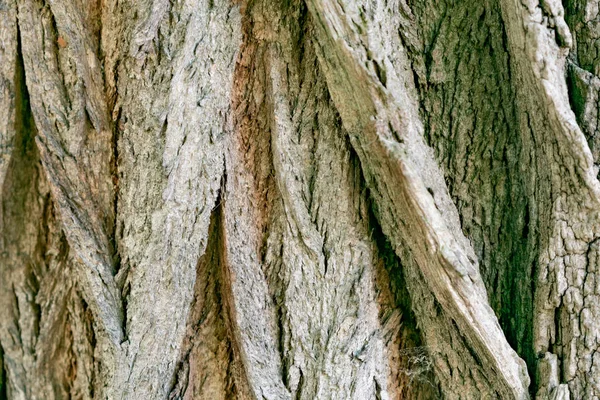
[16,0,123,363]
[566,0,600,170]
[226,1,439,398]
[266,41,390,399]
[223,4,293,398]
[499,0,600,397]
[305,0,530,397]
[0,3,21,394]
[32,217,96,400]
[0,14,95,398]
[565,0,600,169]
[0,61,95,398]
[104,0,242,397]
[564,2,600,395]
[0,0,17,193]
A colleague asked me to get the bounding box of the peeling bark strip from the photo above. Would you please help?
[4,0,600,398]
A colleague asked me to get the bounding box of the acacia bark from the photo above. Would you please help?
[1,0,600,399]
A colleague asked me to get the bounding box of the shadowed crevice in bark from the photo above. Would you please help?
[365,184,442,399]
[218,189,261,400]
[563,1,600,170]
[0,23,95,398]
[404,0,539,386]
[497,0,600,396]
[110,106,122,290]
[169,186,245,400]
[3,18,36,196]
[0,23,40,396]
[216,187,258,400]
[0,346,6,400]
[0,8,40,367]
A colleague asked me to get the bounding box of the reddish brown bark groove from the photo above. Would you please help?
[169,195,252,400]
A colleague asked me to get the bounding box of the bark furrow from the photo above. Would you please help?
[306,0,530,397]
[4,0,600,399]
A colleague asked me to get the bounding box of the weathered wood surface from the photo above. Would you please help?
[2,0,600,399]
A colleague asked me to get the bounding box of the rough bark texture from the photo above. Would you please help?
[3,0,600,399]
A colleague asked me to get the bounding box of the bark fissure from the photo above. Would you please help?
[305,0,530,397]
[498,0,600,397]
[168,186,246,400]
[365,183,441,399]
[6,0,600,398]
[405,0,540,386]
[0,347,5,400]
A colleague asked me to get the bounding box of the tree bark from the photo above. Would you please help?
[1,0,600,398]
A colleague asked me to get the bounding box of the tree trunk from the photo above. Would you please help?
[1,0,600,398]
